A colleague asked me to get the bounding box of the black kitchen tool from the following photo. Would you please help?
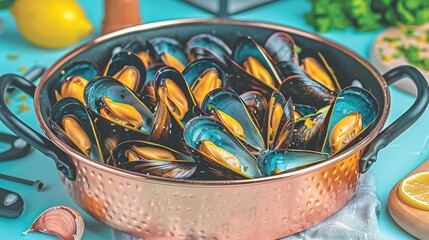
[0,66,45,161]
[0,187,24,218]
[0,173,44,191]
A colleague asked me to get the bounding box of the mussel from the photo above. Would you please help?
[240,91,268,129]
[140,64,165,112]
[183,116,262,179]
[84,76,154,134]
[104,51,147,94]
[201,88,265,151]
[226,36,283,98]
[319,87,379,155]
[185,34,232,64]
[264,32,298,66]
[299,49,341,93]
[112,140,197,179]
[279,74,336,109]
[54,61,99,103]
[120,41,153,68]
[147,37,188,72]
[47,31,381,180]
[154,66,199,127]
[49,98,105,163]
[182,58,227,106]
[264,91,294,150]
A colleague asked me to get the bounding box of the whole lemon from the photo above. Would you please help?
[9,0,93,48]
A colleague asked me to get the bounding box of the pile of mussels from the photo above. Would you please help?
[49,32,379,180]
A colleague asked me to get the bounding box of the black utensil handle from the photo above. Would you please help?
[0,188,24,218]
[0,74,76,180]
[0,133,31,161]
[360,66,429,173]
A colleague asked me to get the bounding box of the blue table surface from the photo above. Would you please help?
[0,0,427,239]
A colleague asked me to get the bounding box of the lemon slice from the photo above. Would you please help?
[398,171,429,211]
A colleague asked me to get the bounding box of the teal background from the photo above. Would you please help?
[0,0,426,239]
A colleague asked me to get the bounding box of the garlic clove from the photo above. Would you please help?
[23,206,84,240]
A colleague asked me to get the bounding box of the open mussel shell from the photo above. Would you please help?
[202,88,265,152]
[225,56,275,99]
[103,51,147,94]
[147,37,188,72]
[154,66,199,128]
[299,49,341,93]
[120,41,152,68]
[264,91,294,150]
[240,91,268,129]
[183,116,262,179]
[49,97,105,163]
[279,74,336,109]
[320,86,379,155]
[84,76,154,135]
[185,34,232,64]
[258,149,328,176]
[54,60,99,103]
[182,58,227,106]
[233,36,282,88]
[112,140,197,179]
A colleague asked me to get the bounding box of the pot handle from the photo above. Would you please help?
[0,74,76,180]
[360,65,429,173]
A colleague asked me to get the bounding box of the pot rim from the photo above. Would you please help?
[35,18,389,185]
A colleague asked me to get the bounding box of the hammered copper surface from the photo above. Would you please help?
[34,19,389,239]
[61,151,361,239]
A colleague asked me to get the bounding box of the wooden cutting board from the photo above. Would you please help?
[388,159,429,240]
[370,23,429,96]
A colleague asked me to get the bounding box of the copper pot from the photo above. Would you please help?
[0,19,428,239]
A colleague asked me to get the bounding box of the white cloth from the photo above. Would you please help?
[283,171,382,240]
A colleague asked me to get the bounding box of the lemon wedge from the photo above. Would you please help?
[398,171,429,211]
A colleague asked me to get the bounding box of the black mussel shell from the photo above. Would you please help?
[299,49,341,93]
[183,116,262,179]
[54,60,99,103]
[112,140,197,179]
[240,91,268,129]
[225,56,275,100]
[140,64,165,112]
[154,66,198,128]
[185,34,232,64]
[264,91,294,150]
[182,58,227,106]
[147,37,188,72]
[104,51,147,94]
[319,87,379,155]
[49,97,105,163]
[264,32,298,65]
[201,87,265,152]
[84,76,154,135]
[279,75,336,109]
[233,36,282,87]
